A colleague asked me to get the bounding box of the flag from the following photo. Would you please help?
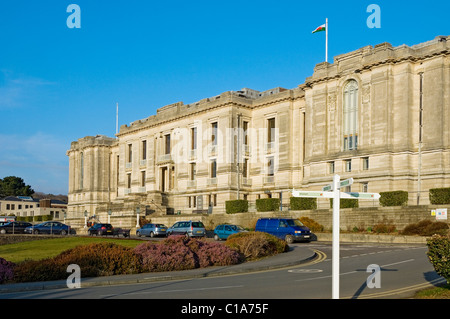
[312,24,326,34]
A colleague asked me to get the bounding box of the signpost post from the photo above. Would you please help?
[291,174,380,299]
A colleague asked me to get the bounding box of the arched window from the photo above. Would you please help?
[343,80,359,150]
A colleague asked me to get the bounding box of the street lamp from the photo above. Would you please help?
[136,206,140,228]
[108,209,112,224]
[84,210,88,228]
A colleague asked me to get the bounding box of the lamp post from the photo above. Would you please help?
[108,209,112,224]
[84,210,88,228]
[136,206,140,228]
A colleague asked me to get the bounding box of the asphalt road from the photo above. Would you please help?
[1,242,445,300]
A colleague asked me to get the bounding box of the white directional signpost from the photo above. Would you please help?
[291,174,380,299]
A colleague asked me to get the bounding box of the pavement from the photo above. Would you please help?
[0,244,317,294]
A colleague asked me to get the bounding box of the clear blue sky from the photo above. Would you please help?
[0,0,448,195]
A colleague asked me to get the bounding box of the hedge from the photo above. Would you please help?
[225,200,248,214]
[427,234,450,284]
[429,188,450,205]
[379,191,408,207]
[290,197,317,210]
[330,198,359,209]
[256,198,280,212]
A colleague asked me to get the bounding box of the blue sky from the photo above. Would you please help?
[0,0,448,195]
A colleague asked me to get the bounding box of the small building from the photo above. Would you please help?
[0,196,68,220]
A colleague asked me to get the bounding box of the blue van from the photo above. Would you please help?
[255,218,311,244]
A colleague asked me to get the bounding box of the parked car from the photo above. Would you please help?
[213,224,247,240]
[255,218,311,244]
[25,221,73,235]
[167,220,206,238]
[136,223,167,237]
[88,223,114,236]
[0,221,32,234]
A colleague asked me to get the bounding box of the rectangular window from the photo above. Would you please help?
[243,121,249,145]
[128,144,132,163]
[267,156,275,176]
[243,158,249,178]
[211,122,218,146]
[345,159,352,172]
[127,173,131,189]
[267,118,275,143]
[190,163,196,180]
[191,127,197,150]
[362,157,369,170]
[164,134,171,155]
[362,182,369,193]
[328,161,335,174]
[142,140,147,160]
[211,159,217,178]
[141,171,146,187]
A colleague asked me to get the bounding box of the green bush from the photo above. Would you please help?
[225,231,288,260]
[225,200,248,214]
[379,191,408,207]
[256,198,280,212]
[330,198,359,209]
[429,188,450,205]
[427,234,450,284]
[290,197,317,210]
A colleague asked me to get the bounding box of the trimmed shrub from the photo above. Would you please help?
[256,198,280,212]
[13,243,141,283]
[429,188,450,205]
[290,197,317,210]
[225,231,288,260]
[330,198,359,209]
[372,220,397,234]
[298,217,323,232]
[379,191,408,207]
[427,234,450,284]
[225,200,249,214]
[0,258,15,284]
[402,220,449,236]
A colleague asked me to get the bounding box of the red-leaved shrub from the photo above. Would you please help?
[0,257,15,284]
[134,236,240,272]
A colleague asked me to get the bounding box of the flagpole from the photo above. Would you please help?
[325,18,328,63]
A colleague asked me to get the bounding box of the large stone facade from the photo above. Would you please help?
[67,36,450,223]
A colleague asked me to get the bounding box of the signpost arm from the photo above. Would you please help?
[332,174,340,299]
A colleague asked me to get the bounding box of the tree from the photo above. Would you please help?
[0,176,34,197]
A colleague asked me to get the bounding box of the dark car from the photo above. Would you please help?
[167,220,206,238]
[0,221,32,234]
[255,218,311,243]
[25,221,72,235]
[136,223,167,237]
[88,223,114,236]
[213,224,247,240]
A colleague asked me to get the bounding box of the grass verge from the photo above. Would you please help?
[0,236,145,263]
[414,283,450,299]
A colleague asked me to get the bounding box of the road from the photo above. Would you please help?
[1,242,445,300]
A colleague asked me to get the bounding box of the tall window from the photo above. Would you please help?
[191,127,197,150]
[343,80,359,150]
[80,152,84,189]
[141,140,147,160]
[267,118,275,143]
[211,122,218,146]
[210,159,217,178]
[164,134,171,154]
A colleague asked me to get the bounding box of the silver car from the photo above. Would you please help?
[167,220,206,238]
[136,223,168,237]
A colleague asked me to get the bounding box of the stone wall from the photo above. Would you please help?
[148,205,450,232]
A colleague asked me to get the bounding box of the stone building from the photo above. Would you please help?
[66,36,449,225]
